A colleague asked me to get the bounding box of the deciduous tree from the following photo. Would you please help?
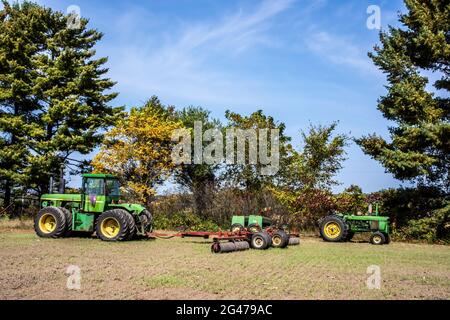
[92,97,181,206]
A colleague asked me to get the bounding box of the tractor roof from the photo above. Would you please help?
[81,173,117,179]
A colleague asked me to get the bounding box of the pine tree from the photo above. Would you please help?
[0,1,47,205]
[0,1,122,201]
[356,0,450,192]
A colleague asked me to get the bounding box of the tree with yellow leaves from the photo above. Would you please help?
[92,96,181,205]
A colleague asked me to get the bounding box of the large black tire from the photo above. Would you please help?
[250,232,270,250]
[370,231,386,245]
[271,230,289,248]
[34,206,67,238]
[124,212,136,240]
[96,209,133,241]
[140,209,153,233]
[319,215,348,242]
[59,207,73,237]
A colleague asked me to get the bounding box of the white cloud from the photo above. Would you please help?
[107,0,295,107]
[304,31,379,75]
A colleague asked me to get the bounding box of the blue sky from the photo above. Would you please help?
[26,0,411,193]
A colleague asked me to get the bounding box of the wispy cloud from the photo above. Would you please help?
[108,0,295,107]
[304,30,378,75]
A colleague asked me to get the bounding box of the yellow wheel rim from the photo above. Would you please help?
[39,213,57,233]
[324,222,341,239]
[100,217,120,238]
[373,235,382,244]
[254,237,264,247]
[272,235,282,246]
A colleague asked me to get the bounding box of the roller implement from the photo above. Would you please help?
[150,219,300,254]
[319,204,390,245]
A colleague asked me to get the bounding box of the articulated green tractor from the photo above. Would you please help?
[319,204,390,245]
[34,173,152,241]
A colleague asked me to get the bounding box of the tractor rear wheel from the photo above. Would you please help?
[59,207,72,237]
[139,209,153,233]
[320,215,348,242]
[250,232,270,250]
[34,207,67,238]
[370,231,386,245]
[96,209,132,241]
[271,230,289,248]
[124,212,136,240]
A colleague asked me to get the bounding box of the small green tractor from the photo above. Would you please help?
[319,204,390,245]
[34,173,152,241]
[230,215,273,233]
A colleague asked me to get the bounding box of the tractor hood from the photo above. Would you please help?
[41,193,82,202]
[109,203,146,214]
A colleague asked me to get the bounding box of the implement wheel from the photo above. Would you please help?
[34,207,67,238]
[320,215,348,242]
[96,209,132,241]
[250,232,270,250]
[272,230,289,248]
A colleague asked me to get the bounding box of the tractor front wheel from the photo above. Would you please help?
[320,215,348,242]
[96,209,133,241]
[370,231,386,245]
[34,207,67,238]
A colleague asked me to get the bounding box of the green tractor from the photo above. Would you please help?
[319,204,390,245]
[230,215,273,233]
[34,173,152,241]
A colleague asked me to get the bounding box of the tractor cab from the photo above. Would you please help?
[81,173,120,213]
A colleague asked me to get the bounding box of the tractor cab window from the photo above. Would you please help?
[84,178,104,195]
[106,179,120,196]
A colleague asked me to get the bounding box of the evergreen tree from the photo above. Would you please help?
[0,1,47,205]
[356,0,450,192]
[0,1,122,201]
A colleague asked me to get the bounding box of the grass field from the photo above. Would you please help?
[0,220,449,300]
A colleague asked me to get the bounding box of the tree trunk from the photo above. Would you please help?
[4,180,11,208]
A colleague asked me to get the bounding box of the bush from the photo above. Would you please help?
[399,204,450,244]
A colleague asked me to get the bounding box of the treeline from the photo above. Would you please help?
[0,1,449,242]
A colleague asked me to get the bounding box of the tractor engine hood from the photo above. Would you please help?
[110,203,147,214]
